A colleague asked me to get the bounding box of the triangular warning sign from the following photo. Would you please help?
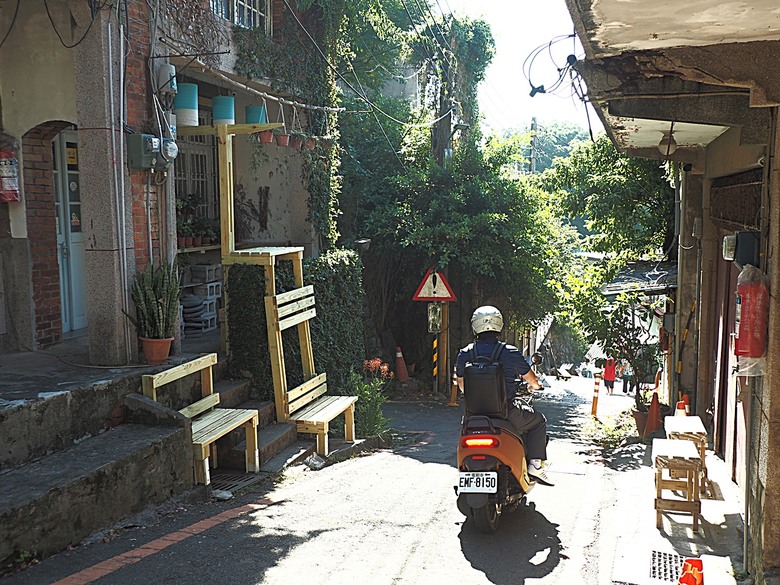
[413,268,457,301]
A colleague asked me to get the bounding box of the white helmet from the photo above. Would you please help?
[471,306,504,335]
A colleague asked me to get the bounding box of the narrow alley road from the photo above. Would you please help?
[5,377,736,585]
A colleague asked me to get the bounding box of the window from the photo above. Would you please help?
[175,110,218,221]
[211,0,271,33]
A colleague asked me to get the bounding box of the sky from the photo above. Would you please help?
[443,0,599,133]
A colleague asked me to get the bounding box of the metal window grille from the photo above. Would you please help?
[174,111,218,221]
[211,0,271,33]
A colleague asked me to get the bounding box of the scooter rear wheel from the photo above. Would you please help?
[472,501,500,533]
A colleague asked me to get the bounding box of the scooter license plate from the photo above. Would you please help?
[458,471,498,493]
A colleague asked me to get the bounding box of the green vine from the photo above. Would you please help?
[233,4,343,247]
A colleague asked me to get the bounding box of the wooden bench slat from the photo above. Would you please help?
[277,295,315,319]
[292,395,358,423]
[191,408,258,445]
[288,375,328,414]
[276,285,314,306]
[145,353,218,390]
[179,393,220,418]
[279,307,316,331]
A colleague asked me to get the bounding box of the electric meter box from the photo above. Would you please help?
[127,134,162,169]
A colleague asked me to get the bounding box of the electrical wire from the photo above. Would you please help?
[281,0,451,129]
[43,0,103,49]
[0,0,19,50]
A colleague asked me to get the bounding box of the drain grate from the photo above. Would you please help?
[210,471,264,493]
[649,550,683,582]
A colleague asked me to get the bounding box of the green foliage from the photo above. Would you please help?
[340,359,392,436]
[125,260,180,339]
[227,249,365,399]
[512,120,589,173]
[565,259,663,393]
[582,408,637,448]
[541,134,675,259]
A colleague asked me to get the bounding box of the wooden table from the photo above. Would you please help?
[665,415,708,492]
[652,438,702,531]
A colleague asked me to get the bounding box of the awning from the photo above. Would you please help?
[601,261,677,297]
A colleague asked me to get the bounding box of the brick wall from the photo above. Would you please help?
[126,0,155,270]
[22,122,70,347]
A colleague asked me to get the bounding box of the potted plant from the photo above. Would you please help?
[257,129,274,144]
[305,136,316,151]
[273,124,289,147]
[289,132,304,149]
[177,219,194,248]
[125,260,180,365]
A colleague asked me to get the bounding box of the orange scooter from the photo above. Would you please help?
[455,385,538,533]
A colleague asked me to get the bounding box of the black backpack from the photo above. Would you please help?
[463,342,508,419]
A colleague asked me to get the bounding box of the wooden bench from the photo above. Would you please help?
[664,415,709,493]
[555,363,574,380]
[652,438,702,531]
[265,284,358,456]
[142,353,259,485]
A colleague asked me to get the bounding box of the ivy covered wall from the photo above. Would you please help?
[226,248,366,401]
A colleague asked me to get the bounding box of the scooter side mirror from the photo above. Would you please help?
[531,352,543,366]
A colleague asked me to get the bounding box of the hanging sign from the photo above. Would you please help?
[413,268,457,302]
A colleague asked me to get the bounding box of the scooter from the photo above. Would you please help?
[455,383,539,533]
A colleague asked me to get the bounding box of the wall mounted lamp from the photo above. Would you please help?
[658,131,677,156]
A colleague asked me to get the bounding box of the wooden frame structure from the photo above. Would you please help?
[177,123,357,455]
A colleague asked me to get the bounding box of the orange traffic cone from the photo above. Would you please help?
[682,394,691,415]
[643,392,662,437]
[675,401,687,416]
[395,346,410,382]
[678,557,703,584]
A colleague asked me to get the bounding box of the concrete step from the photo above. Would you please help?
[217,420,299,471]
[213,378,252,408]
[0,423,191,564]
[261,440,315,474]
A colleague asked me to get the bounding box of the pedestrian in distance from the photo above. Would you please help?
[603,357,616,395]
[622,361,634,394]
[456,306,553,486]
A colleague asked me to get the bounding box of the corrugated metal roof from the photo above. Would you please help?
[601,261,677,296]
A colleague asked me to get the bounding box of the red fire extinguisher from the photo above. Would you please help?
[0,141,20,203]
[735,265,769,357]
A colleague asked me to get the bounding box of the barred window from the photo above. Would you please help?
[211,0,271,33]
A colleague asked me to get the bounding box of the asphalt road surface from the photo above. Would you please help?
[10,376,640,585]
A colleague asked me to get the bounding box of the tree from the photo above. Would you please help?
[541,134,675,260]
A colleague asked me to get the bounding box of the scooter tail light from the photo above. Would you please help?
[462,437,499,448]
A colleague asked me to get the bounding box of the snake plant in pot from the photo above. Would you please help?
[125,260,180,364]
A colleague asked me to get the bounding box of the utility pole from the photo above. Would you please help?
[530,116,538,174]
[433,53,453,167]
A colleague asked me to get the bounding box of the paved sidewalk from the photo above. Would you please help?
[560,376,744,584]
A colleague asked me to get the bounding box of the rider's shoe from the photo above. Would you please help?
[528,461,554,486]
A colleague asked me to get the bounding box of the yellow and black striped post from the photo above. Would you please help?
[432,337,438,394]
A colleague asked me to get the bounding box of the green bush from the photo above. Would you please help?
[227,248,366,401]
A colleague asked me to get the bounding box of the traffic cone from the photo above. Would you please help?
[678,557,703,584]
[395,346,410,382]
[643,391,662,437]
[675,400,688,416]
[682,394,691,415]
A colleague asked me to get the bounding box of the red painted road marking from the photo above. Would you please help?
[52,497,276,585]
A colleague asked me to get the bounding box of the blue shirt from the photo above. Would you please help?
[456,340,531,401]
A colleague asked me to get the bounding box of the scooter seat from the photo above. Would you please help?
[462,415,524,443]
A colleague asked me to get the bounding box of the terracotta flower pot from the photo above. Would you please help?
[184,236,193,248]
[275,133,290,147]
[193,235,202,247]
[305,137,316,150]
[177,236,185,249]
[140,337,173,365]
[289,136,303,149]
[258,130,274,144]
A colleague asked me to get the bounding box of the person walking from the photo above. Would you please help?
[603,357,616,395]
[622,361,634,394]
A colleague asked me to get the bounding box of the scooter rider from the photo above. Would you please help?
[456,306,553,486]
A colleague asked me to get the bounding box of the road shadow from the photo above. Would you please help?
[602,441,651,472]
[458,501,562,584]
